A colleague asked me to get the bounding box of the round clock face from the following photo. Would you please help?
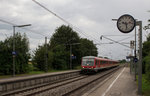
[117,14,135,33]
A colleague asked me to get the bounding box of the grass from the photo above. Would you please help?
[0,71,44,79]
[74,65,82,69]
[136,74,150,96]
[0,64,80,79]
[0,69,70,79]
[142,75,150,96]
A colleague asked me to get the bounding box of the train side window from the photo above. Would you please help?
[102,61,104,64]
[102,61,103,64]
[103,61,106,64]
[106,61,108,64]
[103,61,105,64]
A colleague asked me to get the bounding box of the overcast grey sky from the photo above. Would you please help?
[0,0,150,60]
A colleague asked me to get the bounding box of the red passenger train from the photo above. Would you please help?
[81,56,119,73]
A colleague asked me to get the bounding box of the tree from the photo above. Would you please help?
[32,44,53,71]
[143,54,150,81]
[143,33,150,81]
[50,25,81,69]
[79,38,98,57]
[0,33,30,75]
[52,45,68,70]
[119,59,126,63]
[33,25,98,70]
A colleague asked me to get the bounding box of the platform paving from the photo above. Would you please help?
[83,67,140,96]
[0,70,79,83]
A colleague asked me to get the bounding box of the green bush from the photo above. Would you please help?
[142,75,150,96]
[75,65,82,69]
[143,54,150,81]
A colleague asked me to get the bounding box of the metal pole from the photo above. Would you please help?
[45,37,48,72]
[134,26,137,81]
[12,24,31,76]
[70,44,72,69]
[130,57,131,74]
[130,41,133,74]
[67,43,80,70]
[137,21,142,95]
[131,48,133,74]
[13,26,15,77]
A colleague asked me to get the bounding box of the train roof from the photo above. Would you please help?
[82,56,118,62]
[82,56,96,59]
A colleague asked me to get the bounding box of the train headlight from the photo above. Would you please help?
[83,67,84,68]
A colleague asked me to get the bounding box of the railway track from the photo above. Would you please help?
[0,70,80,95]
[2,66,121,96]
[63,66,121,96]
[64,66,121,96]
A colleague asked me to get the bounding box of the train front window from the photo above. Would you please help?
[82,59,94,66]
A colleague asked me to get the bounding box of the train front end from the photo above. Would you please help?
[81,56,96,74]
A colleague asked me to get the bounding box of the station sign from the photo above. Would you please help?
[72,56,76,59]
[12,51,16,55]
[134,57,138,63]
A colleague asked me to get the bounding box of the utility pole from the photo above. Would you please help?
[12,24,31,77]
[130,40,134,74]
[136,21,142,95]
[13,26,15,77]
[70,44,72,69]
[45,37,48,72]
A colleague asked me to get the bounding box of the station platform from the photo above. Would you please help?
[83,67,141,96]
[0,70,79,83]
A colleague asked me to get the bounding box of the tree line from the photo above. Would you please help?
[142,19,150,82]
[0,33,30,75]
[142,34,150,82]
[0,25,98,75]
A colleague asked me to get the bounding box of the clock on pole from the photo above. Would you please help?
[117,14,136,33]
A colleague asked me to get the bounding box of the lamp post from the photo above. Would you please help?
[12,24,31,76]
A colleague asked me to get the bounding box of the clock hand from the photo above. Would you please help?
[125,22,128,30]
[122,22,125,24]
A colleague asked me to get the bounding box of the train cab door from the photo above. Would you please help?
[95,59,98,68]
[98,60,100,68]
